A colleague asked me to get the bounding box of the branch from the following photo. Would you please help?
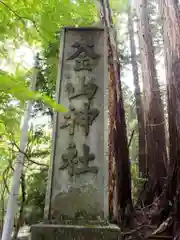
[30,150,50,158]
[27,158,48,168]
[2,166,10,194]
[1,164,13,223]
[0,0,48,42]
[122,224,155,236]
[12,140,48,167]
[0,1,23,21]
[128,129,135,148]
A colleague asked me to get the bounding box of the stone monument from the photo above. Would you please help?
[31,27,121,240]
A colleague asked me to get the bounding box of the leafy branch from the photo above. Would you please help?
[0,0,49,42]
[12,141,49,168]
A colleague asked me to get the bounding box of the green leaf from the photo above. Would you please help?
[37,94,68,113]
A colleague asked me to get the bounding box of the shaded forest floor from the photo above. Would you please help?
[121,178,180,240]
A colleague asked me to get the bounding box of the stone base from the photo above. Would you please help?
[30,224,121,240]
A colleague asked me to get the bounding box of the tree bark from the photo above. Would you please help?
[12,173,26,240]
[158,0,180,224]
[128,2,147,178]
[135,0,167,197]
[97,0,132,225]
[158,0,180,170]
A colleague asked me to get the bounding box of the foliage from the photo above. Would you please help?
[24,167,48,225]
[0,0,97,113]
[0,0,97,47]
[0,69,67,114]
[110,0,128,14]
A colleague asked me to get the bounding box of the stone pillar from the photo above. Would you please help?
[31,27,121,240]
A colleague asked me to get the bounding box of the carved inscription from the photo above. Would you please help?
[79,102,99,136]
[67,43,100,71]
[60,105,76,136]
[59,39,101,178]
[60,142,78,176]
[76,144,98,175]
[86,103,99,133]
[60,143,98,176]
[66,76,98,100]
[60,103,99,136]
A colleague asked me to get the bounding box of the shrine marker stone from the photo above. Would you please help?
[31,27,121,240]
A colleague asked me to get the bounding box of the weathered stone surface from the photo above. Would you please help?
[44,27,108,224]
[31,224,121,240]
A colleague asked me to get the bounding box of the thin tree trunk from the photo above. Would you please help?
[1,55,39,240]
[128,1,147,178]
[12,173,26,240]
[135,0,167,198]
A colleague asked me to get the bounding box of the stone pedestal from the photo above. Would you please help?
[31,224,121,240]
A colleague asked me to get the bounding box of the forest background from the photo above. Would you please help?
[0,0,177,239]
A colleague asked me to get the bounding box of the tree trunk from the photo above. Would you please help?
[158,0,180,223]
[135,0,167,199]
[158,0,180,169]
[12,173,26,240]
[128,2,147,178]
[97,0,132,226]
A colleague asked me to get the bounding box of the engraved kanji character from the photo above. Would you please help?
[59,142,78,176]
[60,105,76,135]
[75,144,98,175]
[65,76,98,100]
[60,103,99,136]
[67,43,100,71]
[76,103,99,136]
[67,43,99,60]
